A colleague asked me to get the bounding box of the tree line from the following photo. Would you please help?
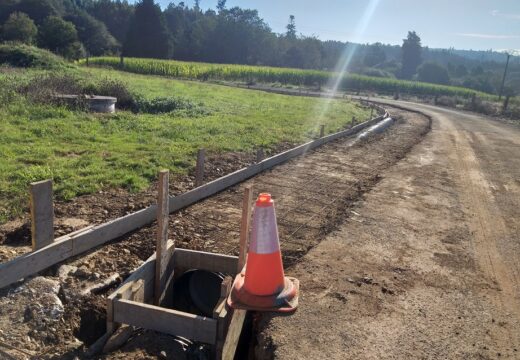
[0,0,517,95]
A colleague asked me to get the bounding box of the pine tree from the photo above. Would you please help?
[286,15,296,39]
[123,0,172,59]
[401,31,422,79]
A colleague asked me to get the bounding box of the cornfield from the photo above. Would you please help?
[80,57,496,100]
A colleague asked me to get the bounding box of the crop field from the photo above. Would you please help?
[81,57,496,100]
[0,67,370,223]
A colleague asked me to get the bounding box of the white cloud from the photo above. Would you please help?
[456,33,520,40]
[491,10,520,20]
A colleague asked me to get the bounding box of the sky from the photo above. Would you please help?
[149,0,520,52]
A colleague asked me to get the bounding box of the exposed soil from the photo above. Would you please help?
[0,105,428,359]
[0,143,297,262]
[256,100,520,359]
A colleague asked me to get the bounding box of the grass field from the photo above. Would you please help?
[81,57,497,100]
[0,67,370,223]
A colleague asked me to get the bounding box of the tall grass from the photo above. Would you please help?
[80,57,497,100]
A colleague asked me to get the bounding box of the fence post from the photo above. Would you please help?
[155,170,170,306]
[30,180,54,250]
[195,149,206,187]
[319,125,325,138]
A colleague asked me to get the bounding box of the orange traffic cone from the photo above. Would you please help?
[228,193,299,312]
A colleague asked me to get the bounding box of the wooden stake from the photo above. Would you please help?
[195,149,206,187]
[155,170,171,305]
[238,186,253,272]
[319,125,325,138]
[30,180,54,251]
[256,148,264,163]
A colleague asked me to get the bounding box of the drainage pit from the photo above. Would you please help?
[166,269,255,359]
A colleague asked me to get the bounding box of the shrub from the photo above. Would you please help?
[0,43,67,68]
[133,96,202,114]
[435,96,457,107]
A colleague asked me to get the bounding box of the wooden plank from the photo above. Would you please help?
[221,309,247,360]
[169,164,261,213]
[0,237,72,288]
[173,248,238,275]
[71,206,156,256]
[238,186,253,272]
[113,299,218,344]
[195,148,206,187]
[30,180,54,250]
[109,240,175,303]
[155,170,171,306]
[215,306,229,360]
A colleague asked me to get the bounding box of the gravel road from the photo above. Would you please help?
[257,102,520,359]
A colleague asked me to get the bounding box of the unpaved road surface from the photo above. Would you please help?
[0,106,428,359]
[257,101,520,359]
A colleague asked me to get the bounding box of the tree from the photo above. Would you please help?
[65,10,119,56]
[84,0,134,45]
[38,16,82,59]
[1,12,37,44]
[123,0,173,59]
[286,15,296,39]
[363,42,386,67]
[217,0,226,12]
[417,62,450,85]
[455,64,468,77]
[14,0,61,25]
[284,45,304,68]
[401,31,422,79]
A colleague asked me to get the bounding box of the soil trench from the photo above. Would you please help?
[0,107,428,359]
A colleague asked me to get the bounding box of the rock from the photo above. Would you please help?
[57,264,78,280]
[74,266,90,278]
[159,351,167,359]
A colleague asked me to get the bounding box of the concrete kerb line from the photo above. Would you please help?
[0,106,389,290]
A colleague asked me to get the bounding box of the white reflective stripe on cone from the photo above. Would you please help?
[249,206,281,254]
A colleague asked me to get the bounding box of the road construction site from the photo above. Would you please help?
[1,97,519,359]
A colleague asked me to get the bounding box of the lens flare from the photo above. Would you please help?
[311,0,381,135]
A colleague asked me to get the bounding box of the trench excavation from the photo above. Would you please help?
[106,107,427,359]
[0,105,430,359]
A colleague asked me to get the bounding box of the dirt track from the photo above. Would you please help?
[257,101,520,359]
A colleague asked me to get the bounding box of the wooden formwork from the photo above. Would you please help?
[102,182,253,359]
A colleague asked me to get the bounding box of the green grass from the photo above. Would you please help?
[81,56,497,100]
[0,67,370,223]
